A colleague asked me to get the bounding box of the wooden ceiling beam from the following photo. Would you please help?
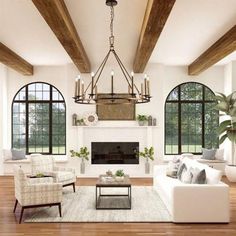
[133,0,176,73]
[0,42,33,75]
[32,0,91,73]
[188,25,236,75]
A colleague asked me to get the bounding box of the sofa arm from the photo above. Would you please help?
[19,183,63,206]
[172,184,230,223]
[53,166,75,174]
[27,183,62,192]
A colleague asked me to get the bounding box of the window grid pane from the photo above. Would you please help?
[181,103,202,153]
[52,102,66,155]
[180,83,203,101]
[165,103,179,154]
[28,103,50,154]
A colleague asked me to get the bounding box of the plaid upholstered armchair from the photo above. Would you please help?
[13,165,62,223]
[30,155,76,192]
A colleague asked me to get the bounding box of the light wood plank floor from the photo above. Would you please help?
[0,176,236,236]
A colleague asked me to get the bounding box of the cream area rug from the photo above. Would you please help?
[25,186,171,223]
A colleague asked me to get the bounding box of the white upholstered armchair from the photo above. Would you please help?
[30,155,76,192]
[13,165,63,223]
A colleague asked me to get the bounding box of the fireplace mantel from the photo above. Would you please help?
[76,125,158,151]
[75,125,158,128]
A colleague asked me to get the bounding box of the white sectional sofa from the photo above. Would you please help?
[153,158,230,223]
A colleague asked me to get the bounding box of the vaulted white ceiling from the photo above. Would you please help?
[0,0,235,68]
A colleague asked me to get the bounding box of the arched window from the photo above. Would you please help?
[12,82,66,155]
[165,82,219,155]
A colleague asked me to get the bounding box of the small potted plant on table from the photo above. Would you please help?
[115,169,125,181]
[70,147,89,174]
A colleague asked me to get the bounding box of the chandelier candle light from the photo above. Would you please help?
[73,0,151,105]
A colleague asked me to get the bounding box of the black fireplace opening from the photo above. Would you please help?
[91,142,139,164]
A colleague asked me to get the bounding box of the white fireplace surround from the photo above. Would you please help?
[72,123,158,177]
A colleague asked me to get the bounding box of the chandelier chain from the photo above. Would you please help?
[110,6,114,37]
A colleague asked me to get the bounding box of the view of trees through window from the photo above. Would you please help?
[12,82,66,155]
[165,82,219,155]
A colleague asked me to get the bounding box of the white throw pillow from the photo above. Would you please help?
[181,153,194,159]
[215,149,224,161]
[205,167,222,184]
[181,168,193,184]
[182,157,196,168]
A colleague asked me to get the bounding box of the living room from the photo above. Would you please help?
[0,0,236,235]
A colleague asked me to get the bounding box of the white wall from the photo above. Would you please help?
[0,65,8,174]
[1,63,226,176]
[223,63,233,162]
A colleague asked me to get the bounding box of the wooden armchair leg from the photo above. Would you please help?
[73,183,75,192]
[58,203,62,217]
[19,207,24,224]
[13,199,18,213]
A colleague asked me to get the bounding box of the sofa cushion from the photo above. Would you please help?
[55,171,74,182]
[215,149,224,161]
[191,168,206,184]
[31,156,54,175]
[180,168,193,183]
[11,149,26,160]
[177,163,187,179]
[204,167,222,184]
[202,148,216,160]
[182,157,222,184]
[181,153,194,159]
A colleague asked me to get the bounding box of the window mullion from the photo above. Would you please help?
[49,86,53,154]
[26,85,29,154]
[202,87,205,148]
[178,86,181,154]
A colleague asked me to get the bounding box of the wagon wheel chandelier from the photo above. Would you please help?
[73,0,151,105]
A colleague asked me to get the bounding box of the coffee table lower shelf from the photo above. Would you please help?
[95,185,132,210]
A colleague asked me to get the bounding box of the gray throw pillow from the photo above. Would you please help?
[11,149,26,160]
[191,168,206,184]
[166,169,178,178]
[202,148,216,160]
[177,163,186,180]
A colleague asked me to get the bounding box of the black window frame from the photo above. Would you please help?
[11,82,66,155]
[164,82,219,155]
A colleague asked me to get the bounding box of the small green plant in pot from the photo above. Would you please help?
[215,92,236,182]
[70,147,90,174]
[138,147,154,174]
[76,118,84,126]
[136,114,148,126]
[115,169,125,181]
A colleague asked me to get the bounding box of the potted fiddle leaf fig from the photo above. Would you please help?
[138,147,154,174]
[215,92,236,182]
[70,147,90,174]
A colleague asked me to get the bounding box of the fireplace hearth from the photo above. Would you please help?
[91,142,139,164]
